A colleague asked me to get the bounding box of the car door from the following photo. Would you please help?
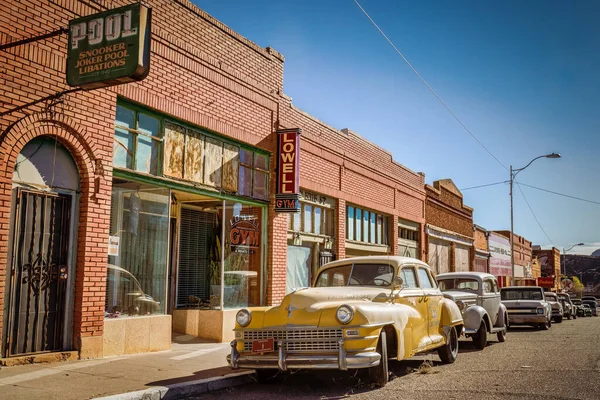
[481,278,500,325]
[394,265,429,351]
[417,266,443,342]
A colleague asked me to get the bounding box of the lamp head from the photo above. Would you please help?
[545,153,561,159]
[577,242,585,246]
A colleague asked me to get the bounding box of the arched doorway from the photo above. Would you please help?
[4,136,80,357]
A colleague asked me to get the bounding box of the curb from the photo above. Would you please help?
[94,370,255,400]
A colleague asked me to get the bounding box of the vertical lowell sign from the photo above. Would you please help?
[67,3,152,89]
[275,128,301,212]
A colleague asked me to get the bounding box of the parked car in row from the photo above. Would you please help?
[436,272,508,349]
[500,286,552,330]
[572,299,585,317]
[582,304,593,317]
[557,293,576,320]
[544,292,564,323]
[582,299,598,316]
[228,256,464,387]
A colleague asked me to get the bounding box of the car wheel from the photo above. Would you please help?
[367,330,389,387]
[573,313,577,320]
[497,324,507,343]
[556,316,563,323]
[438,326,459,364]
[473,322,487,350]
[255,369,281,384]
[541,319,550,330]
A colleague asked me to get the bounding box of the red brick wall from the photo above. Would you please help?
[474,227,488,252]
[2,0,429,358]
[0,0,118,355]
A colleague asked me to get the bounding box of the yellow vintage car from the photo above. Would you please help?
[227,256,464,386]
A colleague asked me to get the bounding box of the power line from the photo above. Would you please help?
[515,180,554,246]
[518,182,600,206]
[353,0,508,172]
[460,181,508,191]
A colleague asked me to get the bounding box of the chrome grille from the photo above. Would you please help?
[242,329,342,353]
[507,308,537,314]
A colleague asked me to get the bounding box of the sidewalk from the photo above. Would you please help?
[0,333,254,400]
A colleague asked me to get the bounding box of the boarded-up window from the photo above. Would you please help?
[455,244,470,272]
[185,129,204,183]
[163,122,185,179]
[222,143,239,192]
[204,138,223,187]
[428,238,450,274]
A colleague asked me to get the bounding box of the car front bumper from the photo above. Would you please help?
[508,315,548,325]
[227,340,380,371]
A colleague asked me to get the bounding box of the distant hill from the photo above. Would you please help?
[562,254,600,293]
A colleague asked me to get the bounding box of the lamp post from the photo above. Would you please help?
[510,153,561,284]
[562,242,584,276]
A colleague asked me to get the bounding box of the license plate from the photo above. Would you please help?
[252,338,274,353]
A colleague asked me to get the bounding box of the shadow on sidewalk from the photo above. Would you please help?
[145,366,240,387]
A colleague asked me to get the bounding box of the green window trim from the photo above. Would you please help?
[115,98,271,202]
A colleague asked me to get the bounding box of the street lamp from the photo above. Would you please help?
[562,242,584,276]
[510,153,561,283]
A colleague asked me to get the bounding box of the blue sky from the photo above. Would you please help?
[193,0,600,255]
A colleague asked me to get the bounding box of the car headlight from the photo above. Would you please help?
[537,308,544,314]
[336,305,354,325]
[236,309,252,327]
[455,300,466,311]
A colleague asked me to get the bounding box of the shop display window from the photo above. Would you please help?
[105,185,170,318]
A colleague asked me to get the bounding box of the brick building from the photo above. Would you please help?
[473,225,490,273]
[533,247,561,291]
[0,0,426,361]
[424,180,474,274]
[493,231,533,284]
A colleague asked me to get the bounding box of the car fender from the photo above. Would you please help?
[440,297,464,336]
[494,303,508,327]
[462,305,488,333]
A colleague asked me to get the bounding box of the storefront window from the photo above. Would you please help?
[289,202,334,237]
[113,104,161,175]
[355,208,362,241]
[105,185,170,318]
[347,207,354,240]
[222,201,263,308]
[238,149,270,201]
[346,205,388,245]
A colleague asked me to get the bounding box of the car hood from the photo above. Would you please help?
[262,286,391,327]
[441,291,478,302]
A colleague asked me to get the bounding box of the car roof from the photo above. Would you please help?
[320,256,430,270]
[436,272,495,280]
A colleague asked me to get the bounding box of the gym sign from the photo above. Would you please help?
[275,128,301,213]
[67,3,152,89]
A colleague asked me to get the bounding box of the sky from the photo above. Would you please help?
[193,0,600,255]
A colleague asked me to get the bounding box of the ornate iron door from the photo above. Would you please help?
[6,190,71,357]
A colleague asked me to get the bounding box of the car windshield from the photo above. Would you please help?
[583,300,597,306]
[437,278,479,292]
[315,263,395,287]
[545,294,557,301]
[501,289,543,300]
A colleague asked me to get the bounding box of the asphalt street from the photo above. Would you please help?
[195,315,600,400]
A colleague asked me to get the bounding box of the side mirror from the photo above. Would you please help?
[393,276,404,291]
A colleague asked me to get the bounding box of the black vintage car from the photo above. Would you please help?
[582,300,598,317]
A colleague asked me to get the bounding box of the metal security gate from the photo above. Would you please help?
[6,190,72,357]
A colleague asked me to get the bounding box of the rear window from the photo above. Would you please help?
[501,289,543,300]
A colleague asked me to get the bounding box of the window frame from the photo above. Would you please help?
[417,267,436,289]
[346,205,389,245]
[114,102,164,175]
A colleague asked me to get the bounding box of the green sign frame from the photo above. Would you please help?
[67,3,152,89]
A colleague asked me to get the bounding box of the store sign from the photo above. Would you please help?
[229,215,260,254]
[489,233,511,277]
[67,3,152,89]
[299,189,334,208]
[275,128,301,212]
[537,277,555,288]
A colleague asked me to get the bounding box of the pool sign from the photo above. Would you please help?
[67,3,151,89]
